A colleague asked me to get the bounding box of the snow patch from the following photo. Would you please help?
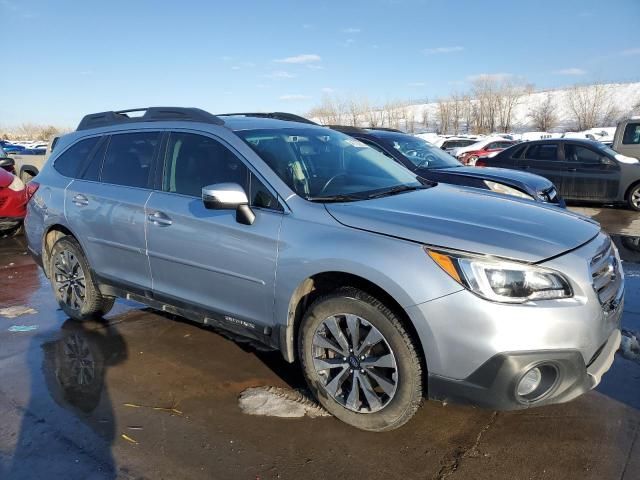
[238,386,330,418]
[0,306,37,318]
[620,330,640,362]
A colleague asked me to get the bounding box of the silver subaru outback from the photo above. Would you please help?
[25,108,624,431]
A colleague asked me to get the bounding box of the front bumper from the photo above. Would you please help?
[427,328,621,410]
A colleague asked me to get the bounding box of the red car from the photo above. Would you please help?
[0,167,35,236]
[458,139,516,165]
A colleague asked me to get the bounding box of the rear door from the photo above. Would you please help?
[66,131,160,292]
[145,130,283,332]
[515,142,566,195]
[563,143,620,201]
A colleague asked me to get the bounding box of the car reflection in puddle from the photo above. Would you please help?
[598,234,640,410]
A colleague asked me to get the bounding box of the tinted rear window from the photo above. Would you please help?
[525,143,558,161]
[622,123,640,145]
[53,137,100,178]
[101,132,160,188]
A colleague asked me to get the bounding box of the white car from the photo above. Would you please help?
[450,136,512,159]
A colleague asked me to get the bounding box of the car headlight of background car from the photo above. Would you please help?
[426,249,572,303]
[483,180,533,200]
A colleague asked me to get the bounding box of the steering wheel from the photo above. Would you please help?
[319,173,348,194]
[404,149,420,158]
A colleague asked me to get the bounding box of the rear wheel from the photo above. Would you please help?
[627,183,640,211]
[49,237,115,321]
[299,287,423,432]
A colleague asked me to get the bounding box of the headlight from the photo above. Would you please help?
[8,176,24,192]
[484,180,533,200]
[426,249,572,303]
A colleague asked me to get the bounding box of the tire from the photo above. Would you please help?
[298,287,423,432]
[0,223,22,238]
[627,183,640,211]
[49,236,115,321]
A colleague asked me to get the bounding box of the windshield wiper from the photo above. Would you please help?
[307,193,366,203]
[366,184,429,199]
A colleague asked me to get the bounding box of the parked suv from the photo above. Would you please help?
[26,107,623,431]
[612,117,640,161]
[481,139,640,210]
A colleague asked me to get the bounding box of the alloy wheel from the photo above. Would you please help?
[632,187,640,209]
[312,313,398,413]
[53,250,86,310]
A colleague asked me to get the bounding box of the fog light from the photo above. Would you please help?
[517,367,542,397]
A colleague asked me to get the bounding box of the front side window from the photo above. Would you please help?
[565,144,600,163]
[237,128,421,200]
[622,123,640,145]
[101,132,160,188]
[525,143,558,161]
[164,132,280,210]
[53,136,100,178]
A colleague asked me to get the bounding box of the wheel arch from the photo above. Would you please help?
[281,271,427,376]
[19,164,39,178]
[623,179,640,204]
[41,223,82,278]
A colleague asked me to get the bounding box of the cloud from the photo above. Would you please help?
[221,56,232,61]
[279,94,311,101]
[466,72,512,82]
[231,66,241,70]
[79,70,93,76]
[407,82,426,87]
[553,68,586,75]
[342,27,361,34]
[306,64,324,70]
[321,87,335,94]
[275,54,322,64]
[424,46,464,55]
[263,71,296,79]
[231,62,256,70]
[343,38,355,46]
[620,48,640,56]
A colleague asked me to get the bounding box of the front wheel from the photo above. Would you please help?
[299,287,423,432]
[627,183,640,211]
[49,236,115,321]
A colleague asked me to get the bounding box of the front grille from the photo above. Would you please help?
[590,238,621,307]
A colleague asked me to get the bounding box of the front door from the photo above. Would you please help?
[145,131,283,331]
[562,143,620,201]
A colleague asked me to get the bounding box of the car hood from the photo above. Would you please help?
[325,184,599,263]
[432,166,553,191]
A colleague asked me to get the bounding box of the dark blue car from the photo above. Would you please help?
[329,126,565,207]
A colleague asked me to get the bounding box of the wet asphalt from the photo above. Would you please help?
[0,205,639,480]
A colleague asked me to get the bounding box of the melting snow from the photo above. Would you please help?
[239,386,330,418]
[0,306,37,318]
[620,330,640,362]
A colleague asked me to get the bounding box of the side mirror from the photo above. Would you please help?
[600,156,615,166]
[202,183,255,225]
[0,157,15,168]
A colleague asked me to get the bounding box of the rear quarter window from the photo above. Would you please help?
[53,137,100,178]
[622,123,640,145]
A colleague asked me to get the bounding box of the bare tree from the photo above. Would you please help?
[496,80,526,132]
[419,106,429,130]
[565,84,619,130]
[436,98,451,134]
[528,93,558,131]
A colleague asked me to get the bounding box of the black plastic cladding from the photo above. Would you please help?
[76,107,225,131]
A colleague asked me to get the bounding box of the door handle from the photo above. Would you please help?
[566,167,577,172]
[72,194,89,206]
[147,211,172,226]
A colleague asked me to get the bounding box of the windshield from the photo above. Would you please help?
[595,143,619,157]
[381,135,462,169]
[238,128,422,201]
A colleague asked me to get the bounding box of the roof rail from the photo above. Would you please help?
[217,112,319,125]
[325,125,368,134]
[366,127,404,133]
[76,107,225,131]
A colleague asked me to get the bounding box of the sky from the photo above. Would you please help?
[1,0,639,127]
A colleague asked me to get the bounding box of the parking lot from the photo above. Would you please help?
[0,204,637,480]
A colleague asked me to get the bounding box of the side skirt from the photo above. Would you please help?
[94,273,280,352]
